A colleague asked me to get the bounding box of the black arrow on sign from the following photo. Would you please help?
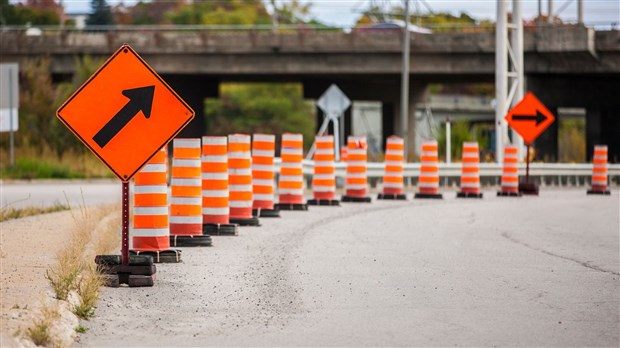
[93,85,155,148]
[512,110,547,126]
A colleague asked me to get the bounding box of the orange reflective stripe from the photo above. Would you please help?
[347,166,366,173]
[419,176,439,183]
[202,179,228,190]
[134,215,168,228]
[202,145,227,155]
[422,144,438,152]
[229,175,252,185]
[314,154,333,161]
[203,196,228,207]
[229,143,250,152]
[228,158,250,168]
[279,181,303,189]
[172,167,201,178]
[150,151,167,163]
[253,141,275,151]
[420,165,438,173]
[384,176,402,183]
[229,191,252,201]
[281,154,303,162]
[134,193,168,207]
[253,185,273,194]
[462,167,479,173]
[282,140,303,148]
[171,186,201,197]
[202,162,227,172]
[420,155,438,162]
[502,176,518,182]
[174,147,200,159]
[134,172,167,185]
[315,166,334,174]
[385,165,402,172]
[313,179,335,186]
[253,157,273,165]
[461,177,479,183]
[252,171,273,180]
[170,204,202,216]
[280,168,303,176]
[346,178,367,185]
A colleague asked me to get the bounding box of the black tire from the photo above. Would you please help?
[127,275,154,287]
[131,250,182,263]
[219,224,239,236]
[170,235,213,247]
[259,209,281,218]
[96,254,153,266]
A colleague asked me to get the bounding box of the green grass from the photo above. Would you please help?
[75,326,88,334]
[1,158,80,179]
[0,202,71,222]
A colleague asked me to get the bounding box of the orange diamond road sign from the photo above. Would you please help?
[57,44,194,182]
[505,92,555,145]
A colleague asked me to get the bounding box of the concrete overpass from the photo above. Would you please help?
[1,26,618,160]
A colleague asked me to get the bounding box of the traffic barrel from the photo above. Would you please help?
[342,135,371,202]
[228,134,260,226]
[340,147,348,162]
[414,140,443,199]
[130,146,181,263]
[201,136,239,236]
[275,133,308,210]
[169,138,212,246]
[378,135,406,200]
[252,134,280,217]
[587,145,611,195]
[308,135,340,206]
[457,141,483,198]
[497,145,521,197]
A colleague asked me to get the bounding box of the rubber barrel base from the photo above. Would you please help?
[229,216,260,226]
[95,254,157,287]
[377,193,407,200]
[307,199,341,206]
[130,249,182,263]
[253,208,281,218]
[414,193,443,199]
[497,191,522,197]
[456,192,483,198]
[275,203,309,211]
[203,223,239,236]
[518,182,539,195]
[341,196,372,203]
[170,235,213,247]
[587,189,611,195]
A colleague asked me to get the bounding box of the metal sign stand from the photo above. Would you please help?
[122,182,129,265]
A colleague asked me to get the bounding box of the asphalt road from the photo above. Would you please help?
[0,180,120,209]
[76,188,618,347]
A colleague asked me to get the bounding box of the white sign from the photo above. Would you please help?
[316,84,350,118]
[0,64,19,132]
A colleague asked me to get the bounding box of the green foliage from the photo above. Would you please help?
[558,118,586,163]
[436,121,492,162]
[166,0,272,25]
[0,201,70,223]
[0,0,60,26]
[87,0,114,25]
[0,158,78,179]
[205,83,316,150]
[75,326,88,334]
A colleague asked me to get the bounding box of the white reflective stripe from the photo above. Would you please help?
[460,182,480,188]
[228,135,250,143]
[281,148,302,155]
[419,174,438,179]
[593,155,607,160]
[461,172,479,178]
[383,182,403,188]
[253,179,274,186]
[229,185,253,192]
[315,136,334,143]
[134,185,168,194]
[131,228,169,237]
[422,141,438,146]
[202,155,227,163]
[230,200,253,208]
[172,159,200,167]
[315,148,334,155]
[314,161,334,167]
[202,172,228,180]
[282,134,303,142]
[174,139,200,148]
[253,134,275,142]
[419,182,439,188]
[348,136,365,142]
[347,161,367,167]
[592,180,607,185]
[134,207,168,216]
[461,162,479,168]
[202,207,229,215]
[387,138,404,145]
[252,149,274,157]
[503,155,518,160]
[170,216,203,224]
[313,174,334,180]
[420,162,438,168]
[252,164,275,172]
[278,189,304,195]
[385,150,403,156]
[592,163,607,168]
[385,161,403,167]
[280,162,302,168]
[202,136,227,145]
[346,172,367,178]
[462,152,478,158]
[202,190,228,197]
[503,163,519,168]
[347,149,366,155]
[171,178,201,187]
[228,151,250,159]
[279,175,303,182]
[229,168,252,176]
[502,181,519,187]
[171,197,201,205]
[140,163,167,173]
[421,151,437,157]
[253,194,274,201]
[345,184,367,190]
[312,186,335,192]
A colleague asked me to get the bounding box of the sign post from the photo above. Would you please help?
[57,45,194,280]
[1,63,19,166]
[505,92,555,195]
[312,84,351,161]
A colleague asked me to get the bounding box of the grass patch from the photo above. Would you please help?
[24,302,60,347]
[73,264,104,320]
[75,326,88,334]
[0,202,70,222]
[1,158,79,179]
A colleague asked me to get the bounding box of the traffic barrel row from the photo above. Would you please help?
[228,134,260,226]
[414,140,443,199]
[378,135,406,200]
[457,142,483,198]
[587,145,611,195]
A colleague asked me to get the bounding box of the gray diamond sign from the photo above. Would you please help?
[316,84,350,119]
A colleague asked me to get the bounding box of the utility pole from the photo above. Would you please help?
[270,0,278,33]
[400,0,411,159]
[547,0,553,24]
[577,0,583,24]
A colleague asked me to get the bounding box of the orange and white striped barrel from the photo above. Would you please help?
[170,138,203,236]
[342,135,371,202]
[132,146,170,251]
[379,135,405,199]
[588,145,610,195]
[228,134,257,224]
[311,135,336,201]
[414,140,442,199]
[498,145,520,196]
[201,136,229,224]
[457,142,482,198]
[277,133,305,206]
[252,134,276,210]
[340,147,348,162]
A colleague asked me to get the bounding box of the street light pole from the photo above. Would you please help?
[400,0,411,159]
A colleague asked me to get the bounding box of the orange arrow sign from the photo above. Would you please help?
[505,92,555,145]
[56,45,194,182]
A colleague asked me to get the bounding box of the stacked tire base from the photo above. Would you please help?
[518,182,539,195]
[170,234,213,247]
[203,223,239,236]
[414,193,443,199]
[342,195,372,203]
[307,199,340,206]
[274,203,309,211]
[252,207,281,218]
[377,193,407,200]
[95,255,156,287]
[229,216,260,226]
[456,192,483,198]
[129,250,182,263]
[587,189,611,195]
[497,191,522,197]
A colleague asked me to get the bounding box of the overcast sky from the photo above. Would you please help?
[60,0,619,27]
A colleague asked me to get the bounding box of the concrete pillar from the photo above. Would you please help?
[395,83,427,160]
[381,102,395,152]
